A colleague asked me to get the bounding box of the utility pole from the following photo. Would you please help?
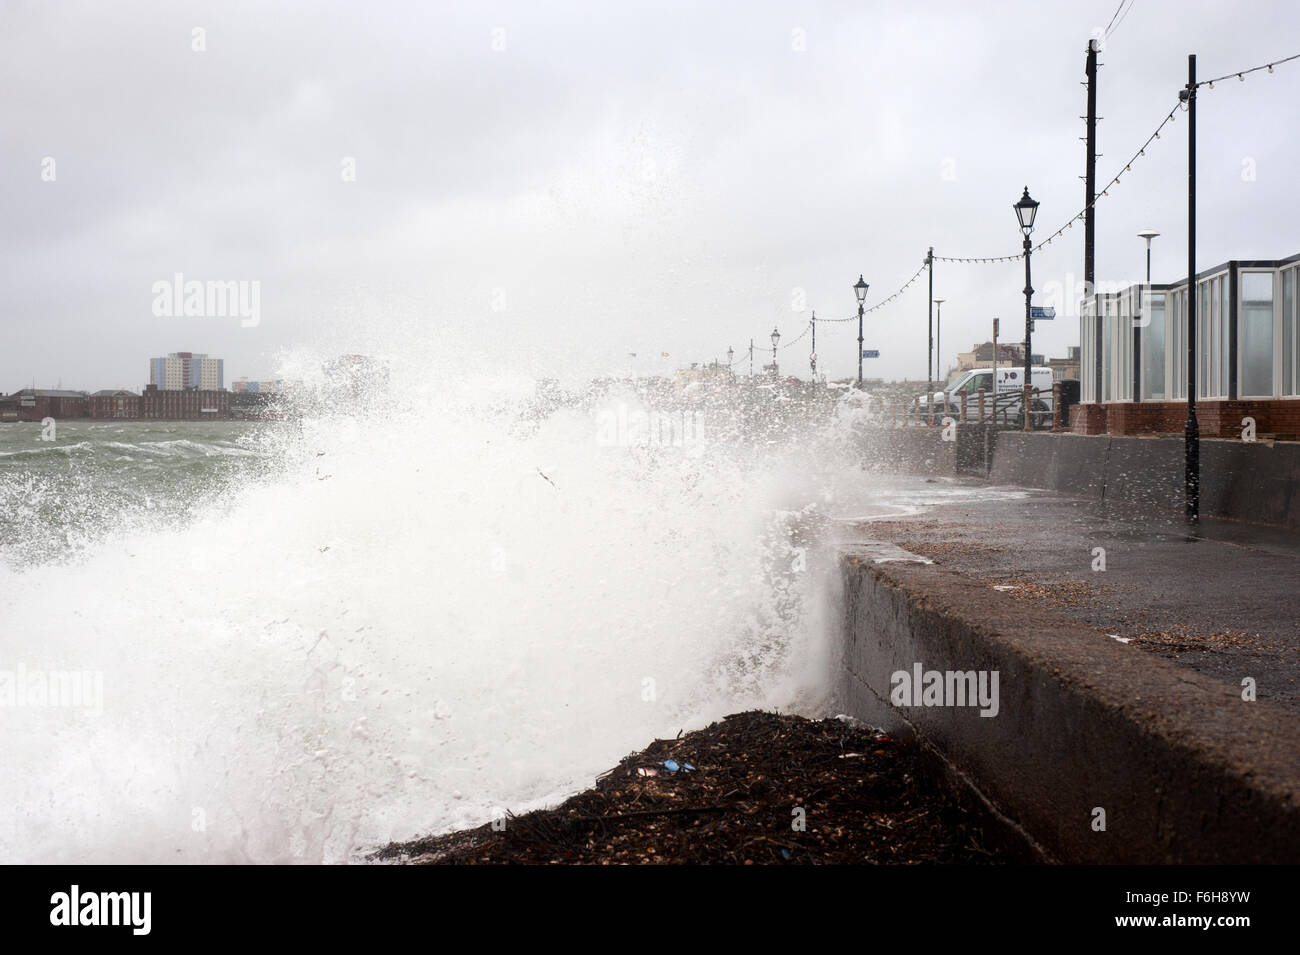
[992,317,999,420]
[1181,55,1200,522]
[926,248,934,424]
[810,311,817,381]
[1084,38,1101,404]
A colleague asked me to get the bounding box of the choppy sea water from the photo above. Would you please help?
[0,388,1022,863]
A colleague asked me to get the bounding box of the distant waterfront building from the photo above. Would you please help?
[149,352,224,391]
[139,384,230,420]
[1047,345,1082,381]
[955,341,1026,374]
[0,389,89,422]
[89,390,140,419]
[231,377,284,394]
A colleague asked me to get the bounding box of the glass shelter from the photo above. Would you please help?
[1080,253,1300,409]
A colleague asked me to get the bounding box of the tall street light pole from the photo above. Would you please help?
[927,248,934,424]
[727,345,734,373]
[1135,230,1159,403]
[854,275,869,386]
[1014,187,1040,432]
[1181,55,1200,522]
[770,327,781,376]
[933,299,945,389]
[1138,229,1160,283]
[810,311,817,381]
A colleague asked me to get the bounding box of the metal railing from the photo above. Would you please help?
[891,384,1060,431]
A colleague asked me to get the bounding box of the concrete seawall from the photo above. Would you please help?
[862,424,1300,528]
[837,548,1300,864]
[859,423,1002,477]
[990,431,1300,529]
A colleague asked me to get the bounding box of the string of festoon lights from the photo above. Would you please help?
[933,99,1182,264]
[748,50,1300,359]
[1196,50,1300,88]
[813,261,931,323]
[780,322,810,350]
[930,49,1300,265]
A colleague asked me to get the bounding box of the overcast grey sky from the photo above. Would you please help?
[3,0,1298,390]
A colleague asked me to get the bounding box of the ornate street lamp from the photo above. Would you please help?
[1014,187,1039,430]
[770,327,781,376]
[854,275,869,385]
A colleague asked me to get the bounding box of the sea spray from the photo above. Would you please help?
[0,372,862,863]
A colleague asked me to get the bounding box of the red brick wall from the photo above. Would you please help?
[139,390,230,420]
[1069,404,1108,435]
[12,396,88,421]
[88,395,141,419]
[1071,400,1300,438]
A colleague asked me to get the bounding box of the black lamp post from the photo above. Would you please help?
[854,275,869,386]
[727,345,734,372]
[770,327,781,376]
[1014,187,1039,431]
[810,311,817,381]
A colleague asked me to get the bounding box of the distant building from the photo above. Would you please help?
[88,390,140,419]
[1048,346,1081,381]
[955,341,1026,374]
[139,383,230,420]
[150,352,224,391]
[231,377,285,394]
[0,389,89,421]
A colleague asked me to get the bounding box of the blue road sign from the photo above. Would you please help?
[862,349,880,358]
[1030,306,1056,320]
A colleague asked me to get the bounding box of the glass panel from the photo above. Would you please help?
[1081,304,1095,403]
[1118,294,1128,401]
[1206,278,1216,397]
[1144,292,1166,400]
[1199,281,1210,399]
[1171,289,1183,400]
[1102,300,1113,402]
[1216,276,1227,394]
[1284,269,1295,396]
[1240,271,1274,396]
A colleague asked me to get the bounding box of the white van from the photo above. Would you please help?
[922,366,1054,413]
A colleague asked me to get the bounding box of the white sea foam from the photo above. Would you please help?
[0,364,885,863]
